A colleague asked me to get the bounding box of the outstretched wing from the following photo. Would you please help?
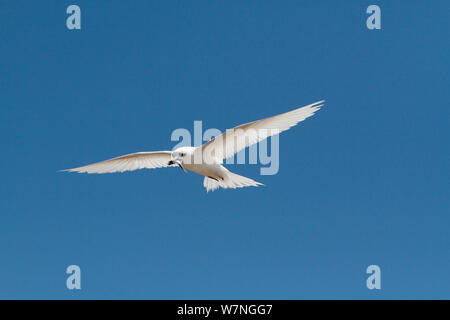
[61,151,173,174]
[197,100,323,162]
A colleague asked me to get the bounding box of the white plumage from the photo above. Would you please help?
[62,100,323,192]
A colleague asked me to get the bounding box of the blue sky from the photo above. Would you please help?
[0,0,448,299]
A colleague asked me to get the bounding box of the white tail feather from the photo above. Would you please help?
[203,171,263,192]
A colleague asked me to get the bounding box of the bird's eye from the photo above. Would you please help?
[180,153,185,157]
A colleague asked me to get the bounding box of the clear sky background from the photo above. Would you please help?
[0,0,448,299]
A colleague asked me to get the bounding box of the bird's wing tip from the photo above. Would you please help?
[59,168,84,173]
[313,100,325,108]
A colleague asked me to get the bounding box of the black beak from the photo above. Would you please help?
[168,159,186,172]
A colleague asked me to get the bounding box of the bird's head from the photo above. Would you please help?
[168,146,196,166]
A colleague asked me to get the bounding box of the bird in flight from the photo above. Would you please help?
[62,100,323,192]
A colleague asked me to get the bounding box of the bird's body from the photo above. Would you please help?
[183,163,225,181]
[169,146,263,191]
[171,147,228,180]
[62,100,324,192]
